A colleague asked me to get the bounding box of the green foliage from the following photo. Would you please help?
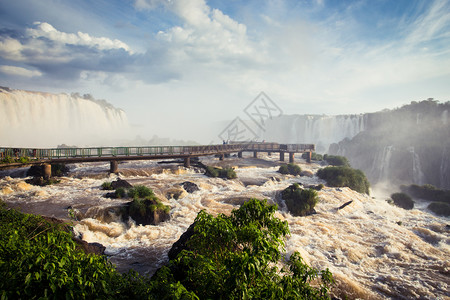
[1,156,14,164]
[128,185,155,199]
[302,152,323,161]
[205,166,237,179]
[101,181,114,190]
[51,164,69,177]
[278,163,302,175]
[18,156,31,164]
[390,193,414,210]
[115,187,126,199]
[323,154,350,167]
[150,199,334,299]
[0,203,151,299]
[400,184,450,205]
[282,183,319,216]
[317,166,370,194]
[427,202,450,217]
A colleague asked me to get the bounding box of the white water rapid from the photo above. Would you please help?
[0,87,129,147]
[1,154,448,299]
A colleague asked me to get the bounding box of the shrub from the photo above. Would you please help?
[127,185,154,199]
[0,202,150,299]
[278,163,302,175]
[205,166,237,179]
[18,156,31,164]
[390,193,414,210]
[101,181,114,190]
[317,166,370,194]
[282,183,319,216]
[1,156,14,164]
[428,202,450,217]
[400,184,450,205]
[115,187,126,199]
[323,154,350,167]
[150,199,334,298]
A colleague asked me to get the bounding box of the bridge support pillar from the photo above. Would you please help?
[289,153,295,163]
[184,157,191,168]
[219,154,224,161]
[306,151,312,163]
[43,163,52,179]
[238,152,243,158]
[280,152,285,162]
[253,151,258,158]
[110,161,119,174]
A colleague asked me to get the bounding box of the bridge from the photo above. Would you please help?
[0,142,314,178]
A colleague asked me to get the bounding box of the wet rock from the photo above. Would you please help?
[338,200,353,210]
[168,222,196,260]
[73,238,106,256]
[181,181,199,193]
[111,178,133,189]
[166,187,187,200]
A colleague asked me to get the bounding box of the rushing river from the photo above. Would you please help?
[1,154,449,299]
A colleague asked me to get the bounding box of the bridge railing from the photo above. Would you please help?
[0,142,314,162]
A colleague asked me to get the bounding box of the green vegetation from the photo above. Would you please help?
[282,183,319,216]
[128,185,155,199]
[400,184,450,205]
[0,201,151,299]
[389,193,414,210]
[302,152,323,161]
[1,156,33,164]
[115,187,126,199]
[205,166,237,179]
[1,199,334,299]
[278,163,302,175]
[101,181,114,190]
[323,154,350,167]
[317,166,370,194]
[427,202,450,217]
[150,199,334,299]
[129,198,170,217]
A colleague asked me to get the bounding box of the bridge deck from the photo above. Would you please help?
[0,142,314,169]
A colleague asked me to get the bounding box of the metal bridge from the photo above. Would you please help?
[0,142,314,175]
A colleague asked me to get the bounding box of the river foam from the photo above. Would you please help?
[1,154,448,299]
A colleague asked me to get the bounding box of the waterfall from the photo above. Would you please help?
[371,145,393,182]
[407,147,425,185]
[440,146,450,189]
[0,87,130,147]
[442,110,448,125]
[263,114,366,153]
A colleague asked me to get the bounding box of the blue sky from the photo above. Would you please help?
[1,0,449,142]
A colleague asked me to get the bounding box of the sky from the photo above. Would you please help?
[1,0,449,143]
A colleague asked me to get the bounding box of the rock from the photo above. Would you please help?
[166,187,187,200]
[300,170,314,177]
[181,181,199,193]
[168,222,196,260]
[111,178,133,189]
[338,200,353,210]
[73,238,106,256]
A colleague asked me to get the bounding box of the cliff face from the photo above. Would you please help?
[329,99,450,189]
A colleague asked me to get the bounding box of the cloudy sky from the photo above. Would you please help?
[1,0,449,143]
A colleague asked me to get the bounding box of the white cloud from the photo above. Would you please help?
[26,22,133,53]
[0,65,42,77]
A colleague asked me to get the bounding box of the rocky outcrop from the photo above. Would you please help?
[121,199,170,226]
[181,181,199,193]
[168,222,196,260]
[111,178,133,189]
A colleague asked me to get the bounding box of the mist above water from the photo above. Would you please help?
[0,87,130,148]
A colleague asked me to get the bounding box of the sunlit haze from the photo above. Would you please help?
[1,0,449,143]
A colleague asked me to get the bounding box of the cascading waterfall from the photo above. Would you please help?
[263,114,366,153]
[370,145,393,183]
[407,146,425,185]
[440,146,450,189]
[0,87,130,147]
